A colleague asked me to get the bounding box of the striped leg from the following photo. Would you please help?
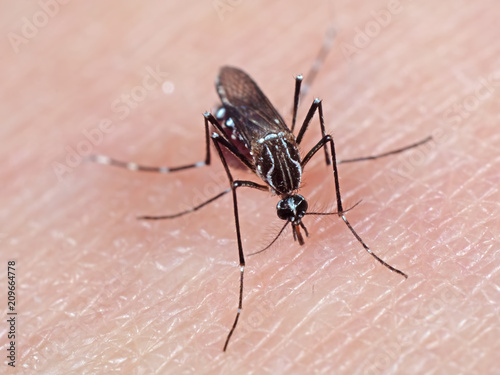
[290,25,337,134]
[89,114,212,173]
[300,100,408,279]
[296,99,432,166]
[290,25,431,165]
[210,132,268,351]
[91,112,257,221]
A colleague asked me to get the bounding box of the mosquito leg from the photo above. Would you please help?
[89,114,212,173]
[210,132,268,352]
[291,25,336,134]
[298,98,430,167]
[302,133,408,279]
[204,112,256,172]
[290,75,303,134]
[137,180,266,220]
[293,26,429,168]
[94,110,259,223]
[338,136,433,164]
[299,25,337,102]
[296,99,330,165]
[137,188,231,220]
[296,99,431,169]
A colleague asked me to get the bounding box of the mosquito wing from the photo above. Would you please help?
[216,66,290,148]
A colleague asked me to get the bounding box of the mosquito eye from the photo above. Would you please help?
[277,201,293,221]
[295,197,308,217]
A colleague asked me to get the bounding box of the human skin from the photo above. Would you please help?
[1,0,498,374]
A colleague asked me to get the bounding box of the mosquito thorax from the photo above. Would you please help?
[253,132,302,195]
[276,195,308,223]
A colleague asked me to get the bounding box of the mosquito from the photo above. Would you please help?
[90,31,431,351]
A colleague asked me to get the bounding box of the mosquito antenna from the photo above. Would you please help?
[248,221,290,256]
[305,200,362,216]
[247,198,359,257]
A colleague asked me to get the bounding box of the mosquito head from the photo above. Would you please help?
[276,195,310,245]
[277,194,308,223]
